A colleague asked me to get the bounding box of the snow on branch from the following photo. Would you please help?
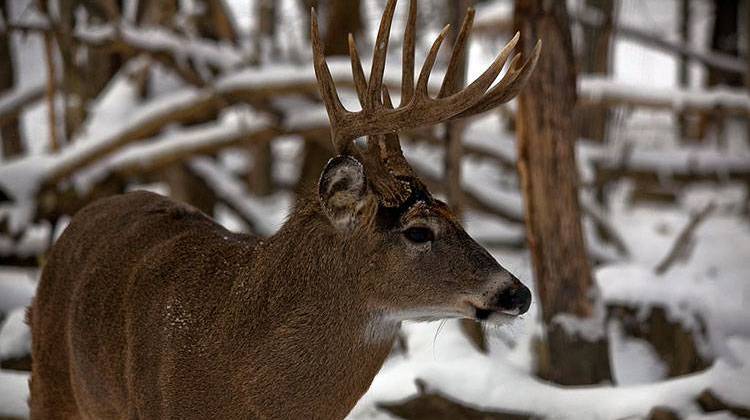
[74,23,245,83]
[587,143,750,185]
[0,82,47,126]
[76,108,275,192]
[579,77,750,117]
[5,19,245,72]
[654,202,715,275]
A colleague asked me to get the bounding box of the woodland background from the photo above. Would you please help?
[0,0,749,419]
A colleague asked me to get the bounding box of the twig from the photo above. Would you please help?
[40,19,59,151]
[0,82,46,126]
[654,202,716,275]
[579,196,630,258]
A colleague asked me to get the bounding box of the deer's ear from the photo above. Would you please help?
[319,156,373,231]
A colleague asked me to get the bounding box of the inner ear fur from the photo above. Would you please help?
[318,156,377,231]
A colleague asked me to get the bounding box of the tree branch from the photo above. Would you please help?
[654,202,715,275]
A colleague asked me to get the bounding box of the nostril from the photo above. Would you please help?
[495,284,532,315]
[516,285,532,314]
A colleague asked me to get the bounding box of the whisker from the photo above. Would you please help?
[432,319,448,360]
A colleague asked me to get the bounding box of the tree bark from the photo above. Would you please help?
[701,0,742,144]
[513,0,612,385]
[677,0,693,140]
[441,0,487,354]
[443,0,471,219]
[322,0,362,55]
[192,0,239,43]
[162,163,217,215]
[0,0,23,158]
[576,0,613,142]
[708,0,742,87]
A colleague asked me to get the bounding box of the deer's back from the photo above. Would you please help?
[32,191,260,418]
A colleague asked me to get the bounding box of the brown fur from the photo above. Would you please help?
[30,174,530,419]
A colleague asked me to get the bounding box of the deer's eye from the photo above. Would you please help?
[402,227,435,244]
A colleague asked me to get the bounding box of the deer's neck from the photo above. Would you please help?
[222,199,398,417]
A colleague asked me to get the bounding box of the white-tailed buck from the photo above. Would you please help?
[30,1,539,418]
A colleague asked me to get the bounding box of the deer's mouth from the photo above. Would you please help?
[470,304,521,321]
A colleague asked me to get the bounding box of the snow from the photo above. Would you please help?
[0,369,28,419]
[0,308,31,361]
[76,23,245,70]
[0,268,36,314]
[350,321,750,420]
[0,82,45,122]
[580,76,750,115]
[76,108,272,192]
[609,319,668,385]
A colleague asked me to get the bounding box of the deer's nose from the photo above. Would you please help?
[493,283,532,315]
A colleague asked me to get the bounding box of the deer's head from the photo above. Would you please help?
[311,0,539,323]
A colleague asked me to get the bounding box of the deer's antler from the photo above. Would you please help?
[311,0,540,205]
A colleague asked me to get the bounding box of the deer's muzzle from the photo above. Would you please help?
[467,273,532,321]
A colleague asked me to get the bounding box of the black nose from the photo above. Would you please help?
[494,284,532,315]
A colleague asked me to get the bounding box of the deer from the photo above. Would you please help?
[29,1,540,418]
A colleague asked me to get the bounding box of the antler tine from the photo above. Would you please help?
[437,30,518,105]
[400,0,417,106]
[438,8,476,98]
[410,24,514,120]
[453,38,542,119]
[379,86,415,179]
[310,9,349,153]
[348,34,368,107]
[350,34,384,158]
[415,24,451,97]
[367,0,398,109]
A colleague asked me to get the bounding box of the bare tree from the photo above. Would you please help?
[513,0,612,385]
[576,0,614,143]
[247,0,277,196]
[701,0,743,143]
[439,0,489,353]
[0,0,23,158]
[677,0,692,140]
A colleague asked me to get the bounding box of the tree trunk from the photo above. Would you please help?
[322,0,362,56]
[677,0,696,141]
[296,0,361,191]
[701,0,742,144]
[253,0,278,64]
[246,0,277,196]
[192,0,239,43]
[441,0,487,354]
[0,0,23,159]
[576,0,613,142]
[513,0,612,385]
[162,163,217,215]
[708,0,742,87]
